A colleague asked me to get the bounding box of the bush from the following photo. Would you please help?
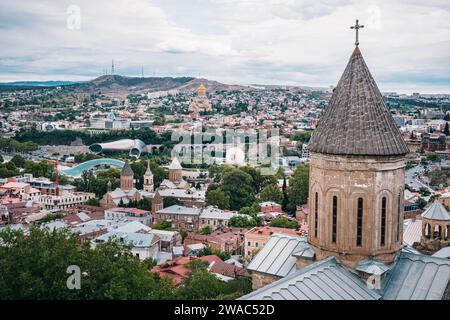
[269,215,299,230]
[199,225,212,235]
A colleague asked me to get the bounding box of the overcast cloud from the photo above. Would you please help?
[0,0,449,93]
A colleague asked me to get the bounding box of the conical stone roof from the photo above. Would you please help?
[169,157,182,170]
[309,47,409,156]
[121,160,134,176]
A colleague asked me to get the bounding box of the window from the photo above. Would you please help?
[357,198,363,247]
[332,196,337,243]
[255,242,259,248]
[314,192,318,238]
[381,197,387,246]
[247,241,251,247]
[397,194,401,242]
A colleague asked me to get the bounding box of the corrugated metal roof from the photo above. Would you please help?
[247,233,309,277]
[157,205,201,216]
[356,260,390,276]
[240,257,381,300]
[402,218,422,246]
[421,201,450,221]
[382,252,450,300]
[432,247,450,259]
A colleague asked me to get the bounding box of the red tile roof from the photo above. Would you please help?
[246,226,301,236]
[151,255,248,285]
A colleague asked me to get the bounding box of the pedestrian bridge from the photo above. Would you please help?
[60,158,125,177]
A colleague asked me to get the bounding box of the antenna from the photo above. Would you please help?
[112,59,115,75]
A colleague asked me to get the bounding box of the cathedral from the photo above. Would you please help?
[241,21,450,300]
[100,160,153,208]
[188,84,212,113]
[151,157,206,214]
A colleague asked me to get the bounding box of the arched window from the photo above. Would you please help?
[425,223,431,238]
[314,192,318,238]
[332,196,337,243]
[397,194,401,242]
[357,198,363,247]
[381,197,387,246]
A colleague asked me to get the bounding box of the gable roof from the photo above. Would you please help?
[241,257,381,300]
[382,252,450,300]
[156,205,201,216]
[308,47,409,156]
[421,201,450,221]
[247,233,309,277]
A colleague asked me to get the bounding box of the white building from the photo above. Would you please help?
[93,230,160,260]
[198,206,240,230]
[33,191,95,210]
[104,207,152,226]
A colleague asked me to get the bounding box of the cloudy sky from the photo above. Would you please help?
[0,0,449,93]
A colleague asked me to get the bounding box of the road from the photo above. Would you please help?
[405,165,434,193]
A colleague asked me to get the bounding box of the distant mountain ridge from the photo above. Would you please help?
[0,81,80,87]
[74,75,250,95]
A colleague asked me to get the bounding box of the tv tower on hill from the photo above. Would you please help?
[111,59,115,75]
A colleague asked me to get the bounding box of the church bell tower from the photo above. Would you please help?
[307,21,409,267]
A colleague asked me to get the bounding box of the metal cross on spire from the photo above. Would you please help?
[350,19,364,47]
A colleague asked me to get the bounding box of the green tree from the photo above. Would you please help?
[152,220,173,231]
[228,215,257,228]
[197,247,230,261]
[199,225,212,235]
[10,155,26,168]
[0,227,173,299]
[444,122,449,136]
[426,152,438,162]
[39,212,65,223]
[419,187,431,197]
[85,198,100,206]
[163,197,181,207]
[269,216,299,230]
[176,260,251,299]
[206,188,230,209]
[136,198,152,211]
[221,168,255,210]
[292,131,312,143]
[287,164,309,213]
[282,176,289,212]
[415,197,427,210]
[259,184,283,204]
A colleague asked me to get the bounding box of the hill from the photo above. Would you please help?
[68,75,249,96]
